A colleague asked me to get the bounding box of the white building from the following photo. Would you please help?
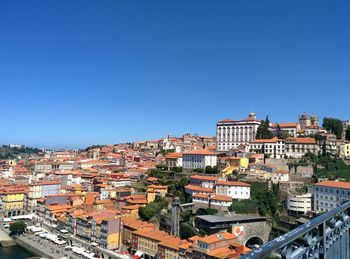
[216,112,261,152]
[249,137,285,159]
[285,137,318,158]
[215,181,250,200]
[270,123,298,137]
[314,181,350,212]
[271,170,289,184]
[182,150,217,170]
[164,153,183,169]
[192,193,232,211]
[287,193,312,216]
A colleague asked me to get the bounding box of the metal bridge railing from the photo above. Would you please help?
[240,200,350,259]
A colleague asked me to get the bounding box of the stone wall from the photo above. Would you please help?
[14,236,55,259]
[264,158,314,180]
[235,220,271,245]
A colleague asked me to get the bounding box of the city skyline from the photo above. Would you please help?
[1,1,349,148]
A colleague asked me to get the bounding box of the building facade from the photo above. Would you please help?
[216,113,261,152]
[314,181,350,212]
[182,150,217,171]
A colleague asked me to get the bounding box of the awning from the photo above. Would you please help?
[135,251,144,257]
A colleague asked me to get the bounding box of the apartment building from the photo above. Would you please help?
[285,138,318,158]
[314,181,350,212]
[0,186,27,217]
[27,180,61,210]
[165,153,183,169]
[249,137,285,158]
[189,175,219,189]
[182,150,217,171]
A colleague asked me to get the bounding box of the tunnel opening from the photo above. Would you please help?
[245,236,264,249]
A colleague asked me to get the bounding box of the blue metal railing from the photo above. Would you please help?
[240,200,350,259]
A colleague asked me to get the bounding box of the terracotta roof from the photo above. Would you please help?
[165,153,183,159]
[315,181,350,190]
[122,217,155,230]
[211,195,232,202]
[286,137,316,144]
[192,193,209,199]
[198,232,235,244]
[216,181,251,187]
[190,175,219,181]
[183,150,216,156]
[159,237,189,251]
[133,228,171,242]
[250,137,282,144]
[271,122,297,128]
[184,184,214,193]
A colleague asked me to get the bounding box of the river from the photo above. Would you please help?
[0,245,35,259]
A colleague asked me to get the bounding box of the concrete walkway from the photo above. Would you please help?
[0,228,16,247]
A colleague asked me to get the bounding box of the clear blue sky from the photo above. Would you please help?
[0,1,349,149]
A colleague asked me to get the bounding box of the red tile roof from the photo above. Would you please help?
[216,181,251,187]
[315,181,350,190]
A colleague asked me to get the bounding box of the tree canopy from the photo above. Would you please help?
[256,116,274,139]
[345,126,350,141]
[9,221,26,235]
[180,223,196,239]
[323,117,343,139]
[138,196,168,221]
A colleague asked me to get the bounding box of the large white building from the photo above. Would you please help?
[182,150,217,170]
[215,181,251,200]
[216,112,261,152]
[287,193,312,216]
[314,181,350,212]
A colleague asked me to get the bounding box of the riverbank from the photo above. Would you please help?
[0,228,16,247]
[14,236,54,259]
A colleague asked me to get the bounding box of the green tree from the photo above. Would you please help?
[323,117,343,139]
[9,221,26,235]
[256,116,274,139]
[138,196,168,221]
[180,223,196,239]
[345,126,350,141]
[156,164,168,170]
[276,125,290,139]
[205,166,218,174]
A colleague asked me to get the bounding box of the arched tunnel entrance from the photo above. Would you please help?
[245,236,264,249]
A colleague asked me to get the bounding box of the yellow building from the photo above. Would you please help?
[0,187,26,217]
[122,218,155,246]
[132,229,171,257]
[122,205,143,220]
[27,184,42,209]
[344,143,350,159]
[158,237,188,259]
[221,157,249,177]
[146,185,168,203]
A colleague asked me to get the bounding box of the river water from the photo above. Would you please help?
[0,245,35,259]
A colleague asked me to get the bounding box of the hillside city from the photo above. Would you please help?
[1,112,350,259]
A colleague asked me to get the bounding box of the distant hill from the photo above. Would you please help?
[0,145,41,159]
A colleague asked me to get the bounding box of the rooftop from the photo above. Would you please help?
[196,214,266,223]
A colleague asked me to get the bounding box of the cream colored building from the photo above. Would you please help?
[216,112,261,151]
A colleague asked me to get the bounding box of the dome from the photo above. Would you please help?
[249,112,256,119]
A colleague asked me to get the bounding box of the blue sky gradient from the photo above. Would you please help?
[0,1,349,148]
